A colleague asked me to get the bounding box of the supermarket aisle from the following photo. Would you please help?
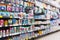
[36,31,60,40]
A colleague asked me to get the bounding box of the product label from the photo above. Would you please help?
[7,5,12,12]
[15,5,19,12]
[4,20,8,26]
[0,4,6,11]
[12,4,16,12]
[19,5,23,12]
[0,20,4,26]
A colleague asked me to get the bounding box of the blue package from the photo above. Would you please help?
[25,19,28,24]
[22,19,25,24]
[12,19,16,24]
[0,12,5,16]
[34,15,40,19]
[0,6,6,11]
[5,12,10,17]
[21,33,26,38]
[13,36,17,40]
[0,12,1,16]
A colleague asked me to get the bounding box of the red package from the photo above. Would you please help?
[0,20,4,27]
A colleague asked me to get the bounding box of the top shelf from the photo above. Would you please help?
[36,0,60,9]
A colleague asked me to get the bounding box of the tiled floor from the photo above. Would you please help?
[36,31,60,40]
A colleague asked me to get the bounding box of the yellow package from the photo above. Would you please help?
[4,20,8,26]
[38,31,42,35]
[0,16,3,18]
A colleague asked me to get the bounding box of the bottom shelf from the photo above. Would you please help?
[0,28,60,40]
[28,30,60,40]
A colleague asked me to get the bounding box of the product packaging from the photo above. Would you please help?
[0,30,2,37]
[15,4,19,12]
[12,4,16,12]
[2,30,5,37]
[7,4,12,12]
[8,19,12,25]
[4,20,8,26]
[0,20,4,27]
[0,4,6,11]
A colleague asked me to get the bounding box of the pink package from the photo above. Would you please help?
[0,20,4,26]
[7,5,12,12]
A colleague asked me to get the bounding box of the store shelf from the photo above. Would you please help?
[0,18,19,20]
[34,24,50,26]
[37,0,60,9]
[34,13,44,15]
[0,0,60,40]
[23,0,35,4]
[0,32,20,39]
[28,26,60,40]
[28,29,60,40]
[0,28,45,39]
[35,19,49,21]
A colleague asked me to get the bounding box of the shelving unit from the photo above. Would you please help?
[0,0,60,40]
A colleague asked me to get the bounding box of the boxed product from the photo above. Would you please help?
[0,30,2,37]
[10,27,15,34]
[7,4,12,12]
[12,4,16,12]
[8,19,12,25]
[5,29,10,36]
[2,30,5,37]
[0,4,6,11]
[0,20,4,27]
[4,20,8,26]
[15,4,19,12]
[19,5,23,12]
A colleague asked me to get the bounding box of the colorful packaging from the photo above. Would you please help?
[15,4,19,12]
[14,27,17,33]
[22,19,28,25]
[0,30,2,37]
[0,12,4,16]
[5,12,10,17]
[2,12,7,16]
[22,19,25,25]
[10,27,14,33]
[11,0,15,3]
[25,19,28,25]
[4,20,8,26]
[0,4,6,11]
[7,4,12,12]
[0,12,3,18]
[5,29,10,36]
[8,19,12,25]
[20,0,23,5]
[19,5,23,12]
[6,0,11,2]
[0,20,4,27]
[15,0,20,4]
[16,27,20,32]
[12,4,16,12]
[2,30,5,37]
[12,19,17,25]
[21,34,26,40]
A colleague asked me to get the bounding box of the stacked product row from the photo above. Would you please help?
[0,0,60,40]
[0,0,35,40]
[31,0,60,40]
